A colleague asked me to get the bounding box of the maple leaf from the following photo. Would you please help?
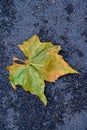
[6,35,79,106]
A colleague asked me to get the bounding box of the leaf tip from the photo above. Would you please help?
[72,69,80,75]
[11,82,17,90]
[13,56,18,61]
[6,66,10,71]
[44,100,47,106]
[18,44,22,49]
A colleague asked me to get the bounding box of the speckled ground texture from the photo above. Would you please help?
[0,0,87,130]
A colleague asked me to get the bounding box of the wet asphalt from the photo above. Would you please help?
[0,0,87,130]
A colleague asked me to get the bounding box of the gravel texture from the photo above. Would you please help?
[0,0,87,130]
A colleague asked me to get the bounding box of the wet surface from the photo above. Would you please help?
[0,0,87,130]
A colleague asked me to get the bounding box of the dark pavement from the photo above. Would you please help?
[0,0,87,130]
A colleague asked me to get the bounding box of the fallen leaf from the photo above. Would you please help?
[6,35,79,105]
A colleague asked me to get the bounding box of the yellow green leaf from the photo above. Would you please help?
[6,35,79,105]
